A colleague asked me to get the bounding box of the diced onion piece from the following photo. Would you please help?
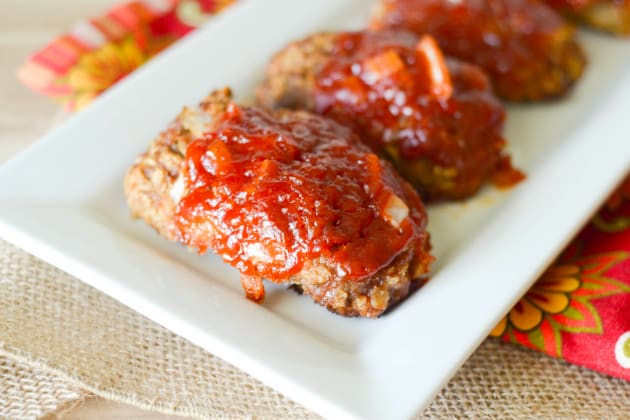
[363,49,406,84]
[416,36,453,99]
[365,153,383,194]
[382,193,409,229]
[169,174,186,203]
[202,139,232,176]
[258,159,279,177]
[180,106,213,138]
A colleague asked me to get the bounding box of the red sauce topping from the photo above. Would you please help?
[492,155,527,187]
[372,0,569,96]
[174,104,426,286]
[313,30,519,198]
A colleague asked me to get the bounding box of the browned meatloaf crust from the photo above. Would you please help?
[546,0,630,35]
[124,88,433,318]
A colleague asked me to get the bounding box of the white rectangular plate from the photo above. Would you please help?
[1,1,630,418]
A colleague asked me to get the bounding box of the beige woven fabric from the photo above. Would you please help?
[0,356,81,420]
[1,238,630,419]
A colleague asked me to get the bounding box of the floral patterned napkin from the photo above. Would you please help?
[18,0,233,110]
[17,0,630,382]
[491,180,630,379]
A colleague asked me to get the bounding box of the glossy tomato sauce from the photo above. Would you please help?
[371,0,573,98]
[313,30,521,199]
[174,104,427,285]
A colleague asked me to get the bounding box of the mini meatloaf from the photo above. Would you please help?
[370,0,587,101]
[124,88,433,318]
[256,31,523,201]
[546,0,630,35]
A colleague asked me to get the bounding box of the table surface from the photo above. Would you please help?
[1,0,182,418]
[43,398,176,420]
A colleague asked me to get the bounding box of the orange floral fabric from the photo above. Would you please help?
[17,0,630,381]
[491,176,630,380]
[17,0,235,111]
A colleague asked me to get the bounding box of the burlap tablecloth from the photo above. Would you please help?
[1,238,630,419]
